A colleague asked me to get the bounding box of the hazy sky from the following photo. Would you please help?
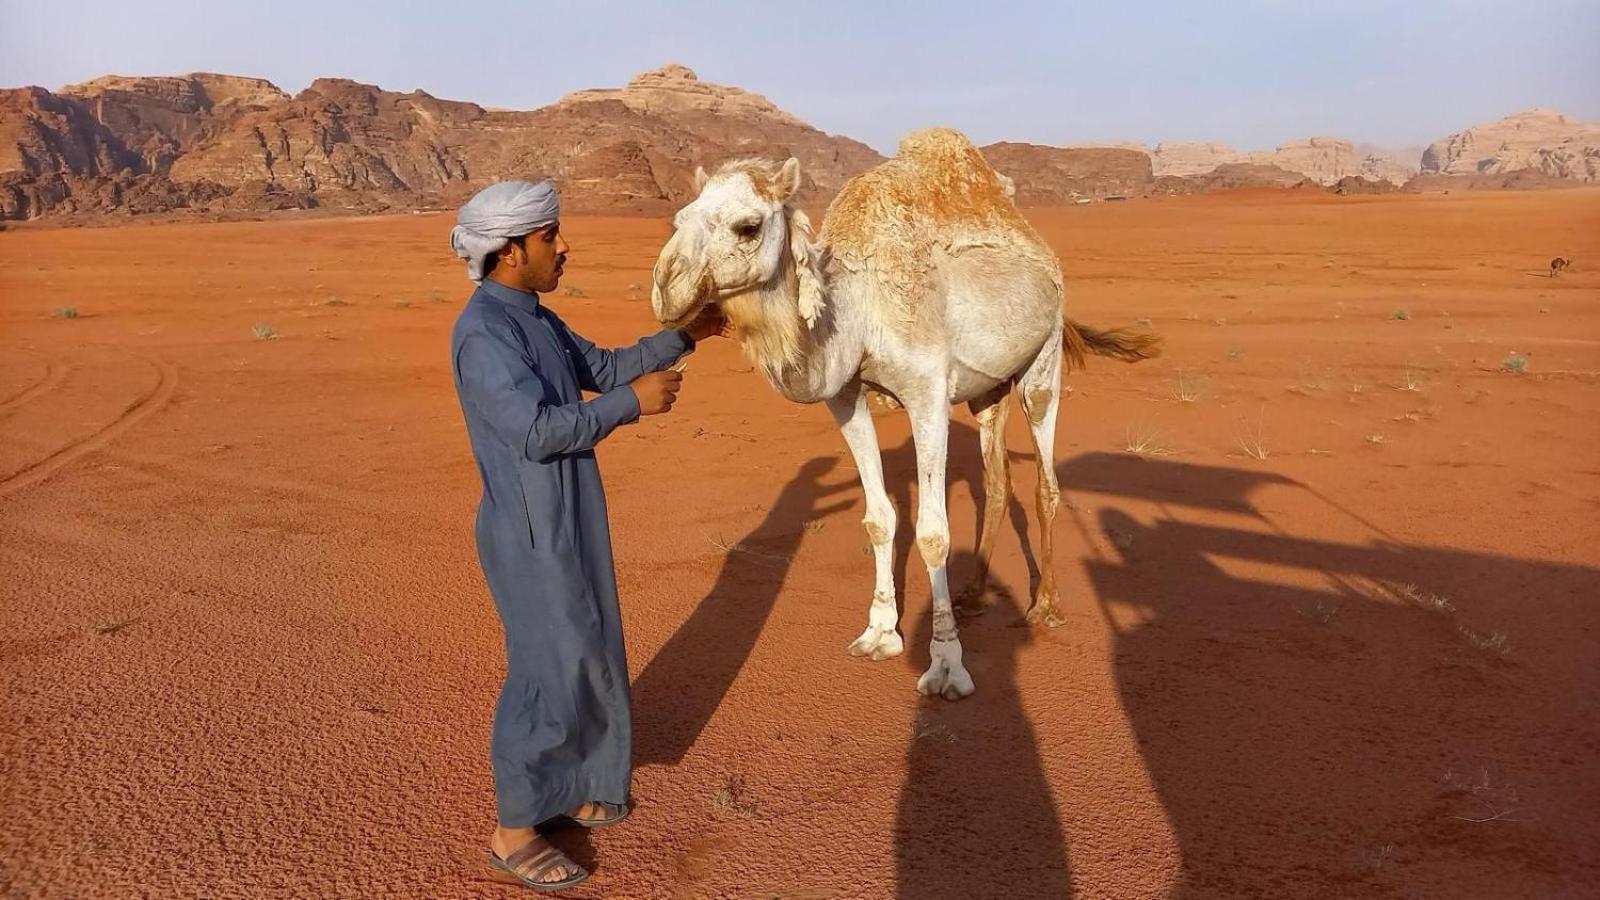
[2,0,1596,153]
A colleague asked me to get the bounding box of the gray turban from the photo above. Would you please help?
[450,179,561,283]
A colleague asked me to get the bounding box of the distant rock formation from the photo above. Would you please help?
[1421,109,1599,183]
[979,143,1154,203]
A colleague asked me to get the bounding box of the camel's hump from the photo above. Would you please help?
[820,128,1050,317]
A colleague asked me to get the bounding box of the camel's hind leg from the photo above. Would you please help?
[1019,326,1066,627]
[955,384,1013,616]
[826,384,903,661]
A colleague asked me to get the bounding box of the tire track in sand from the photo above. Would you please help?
[0,357,178,498]
[0,355,67,415]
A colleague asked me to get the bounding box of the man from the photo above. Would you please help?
[449,179,723,890]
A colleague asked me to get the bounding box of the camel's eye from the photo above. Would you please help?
[733,219,762,240]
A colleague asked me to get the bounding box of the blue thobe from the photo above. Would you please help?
[451,278,692,828]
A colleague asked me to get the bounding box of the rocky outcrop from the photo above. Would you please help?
[980,143,1154,202]
[1421,109,1600,183]
[59,74,286,172]
[1328,175,1402,195]
[1149,137,1413,186]
[1,65,884,220]
[1154,163,1316,194]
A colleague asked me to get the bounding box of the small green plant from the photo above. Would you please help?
[252,323,277,340]
[1398,368,1425,392]
[1502,353,1528,374]
[53,306,80,319]
[1392,308,1411,321]
[428,291,446,304]
[394,298,413,309]
[324,295,349,306]
[564,285,587,298]
[1365,433,1388,445]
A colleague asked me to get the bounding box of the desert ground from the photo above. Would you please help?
[2,189,1598,899]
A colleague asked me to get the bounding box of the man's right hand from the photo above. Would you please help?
[632,370,683,416]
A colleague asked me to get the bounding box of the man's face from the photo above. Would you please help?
[504,223,569,293]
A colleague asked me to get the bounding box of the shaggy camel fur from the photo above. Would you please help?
[652,129,1160,698]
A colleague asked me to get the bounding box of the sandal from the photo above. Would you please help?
[488,840,589,892]
[548,801,631,830]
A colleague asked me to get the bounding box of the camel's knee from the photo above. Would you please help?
[1036,481,1061,520]
[1022,386,1055,425]
[917,530,950,568]
[863,509,895,547]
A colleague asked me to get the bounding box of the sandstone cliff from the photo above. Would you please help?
[1420,109,1599,183]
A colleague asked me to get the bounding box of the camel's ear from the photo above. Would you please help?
[693,166,710,192]
[788,209,825,328]
[773,157,802,203]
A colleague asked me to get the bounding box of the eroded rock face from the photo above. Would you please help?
[1421,109,1600,183]
[1148,138,1416,186]
[980,143,1155,202]
[0,65,885,220]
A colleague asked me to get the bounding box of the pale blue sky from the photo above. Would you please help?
[2,0,1595,153]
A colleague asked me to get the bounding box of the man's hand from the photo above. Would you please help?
[632,370,683,416]
[685,307,729,343]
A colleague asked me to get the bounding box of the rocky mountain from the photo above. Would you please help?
[1,65,883,221]
[1420,109,1599,183]
[1143,138,1417,186]
[2,66,1593,223]
[979,143,1153,202]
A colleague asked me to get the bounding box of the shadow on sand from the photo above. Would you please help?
[636,421,1599,897]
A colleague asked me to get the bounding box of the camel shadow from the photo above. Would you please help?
[1059,452,1600,896]
[877,425,1074,898]
[633,423,1599,897]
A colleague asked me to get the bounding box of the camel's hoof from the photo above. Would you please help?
[917,641,975,700]
[848,626,903,661]
[1025,599,1067,628]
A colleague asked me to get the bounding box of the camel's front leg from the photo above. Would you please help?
[905,385,974,700]
[826,385,903,661]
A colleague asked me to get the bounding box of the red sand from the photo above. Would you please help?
[3,190,1598,898]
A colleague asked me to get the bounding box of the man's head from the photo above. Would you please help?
[485,223,569,294]
[449,179,568,291]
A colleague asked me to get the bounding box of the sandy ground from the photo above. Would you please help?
[2,189,1598,899]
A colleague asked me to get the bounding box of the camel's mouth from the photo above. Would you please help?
[662,299,718,334]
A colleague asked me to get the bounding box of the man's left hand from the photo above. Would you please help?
[685,307,730,343]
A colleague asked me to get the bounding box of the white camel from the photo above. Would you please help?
[651,129,1160,699]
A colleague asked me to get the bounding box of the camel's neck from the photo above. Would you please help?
[723,225,860,404]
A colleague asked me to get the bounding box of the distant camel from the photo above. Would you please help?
[649,129,1160,698]
[1550,257,1572,278]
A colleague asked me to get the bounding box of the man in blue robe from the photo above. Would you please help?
[449,180,724,890]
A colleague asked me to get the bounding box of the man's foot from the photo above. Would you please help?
[489,827,587,889]
[554,800,630,829]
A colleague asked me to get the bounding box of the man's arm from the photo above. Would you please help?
[454,326,640,462]
[547,311,693,393]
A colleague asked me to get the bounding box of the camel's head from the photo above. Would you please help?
[651,157,821,333]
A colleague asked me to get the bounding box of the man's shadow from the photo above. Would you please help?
[631,456,854,766]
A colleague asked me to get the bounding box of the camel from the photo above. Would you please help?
[650,129,1161,699]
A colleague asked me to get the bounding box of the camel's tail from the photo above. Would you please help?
[1063,319,1164,370]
